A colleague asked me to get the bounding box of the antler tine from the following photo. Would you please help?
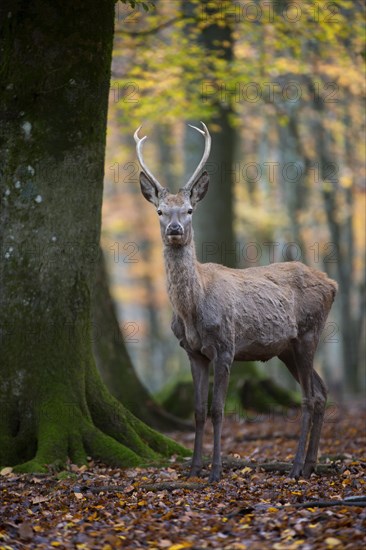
[134,126,165,192]
[183,121,211,191]
[188,124,205,135]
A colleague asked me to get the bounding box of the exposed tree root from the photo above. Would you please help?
[82,422,144,467]
[86,359,188,461]
[229,496,366,517]
[3,361,189,473]
[78,481,209,493]
[196,457,339,474]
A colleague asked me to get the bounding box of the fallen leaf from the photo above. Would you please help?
[18,522,34,541]
[32,495,50,504]
[158,540,173,548]
[168,544,192,550]
[325,538,342,547]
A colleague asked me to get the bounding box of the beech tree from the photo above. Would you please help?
[0,0,186,471]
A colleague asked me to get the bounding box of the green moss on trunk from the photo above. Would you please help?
[0,317,187,472]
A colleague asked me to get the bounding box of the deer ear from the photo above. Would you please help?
[190,171,209,207]
[140,172,160,207]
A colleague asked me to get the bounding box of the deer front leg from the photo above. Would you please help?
[210,353,231,482]
[188,353,210,478]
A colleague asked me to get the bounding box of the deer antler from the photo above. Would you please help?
[134,126,166,194]
[182,121,211,192]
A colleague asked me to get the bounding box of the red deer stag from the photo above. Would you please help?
[134,122,338,482]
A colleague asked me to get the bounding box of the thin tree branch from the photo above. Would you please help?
[114,15,183,37]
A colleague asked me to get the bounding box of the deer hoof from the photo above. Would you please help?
[303,462,316,478]
[209,467,221,483]
[289,462,303,479]
[188,466,202,478]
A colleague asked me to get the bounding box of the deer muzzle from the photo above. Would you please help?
[166,222,183,236]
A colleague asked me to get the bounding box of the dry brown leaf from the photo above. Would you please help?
[32,495,50,504]
[18,522,34,541]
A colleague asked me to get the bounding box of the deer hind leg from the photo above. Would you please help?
[188,352,210,478]
[303,370,327,477]
[279,334,317,479]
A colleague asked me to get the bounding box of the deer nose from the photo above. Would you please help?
[166,222,183,236]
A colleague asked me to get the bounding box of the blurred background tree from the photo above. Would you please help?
[101,0,365,416]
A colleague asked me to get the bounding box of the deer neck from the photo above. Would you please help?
[163,239,202,319]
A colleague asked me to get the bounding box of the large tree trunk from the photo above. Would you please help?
[0,0,185,472]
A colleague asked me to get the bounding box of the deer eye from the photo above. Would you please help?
[187,208,193,215]
[157,209,162,216]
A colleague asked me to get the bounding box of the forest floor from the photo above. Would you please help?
[1,403,365,550]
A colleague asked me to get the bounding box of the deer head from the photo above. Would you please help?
[134,122,211,246]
